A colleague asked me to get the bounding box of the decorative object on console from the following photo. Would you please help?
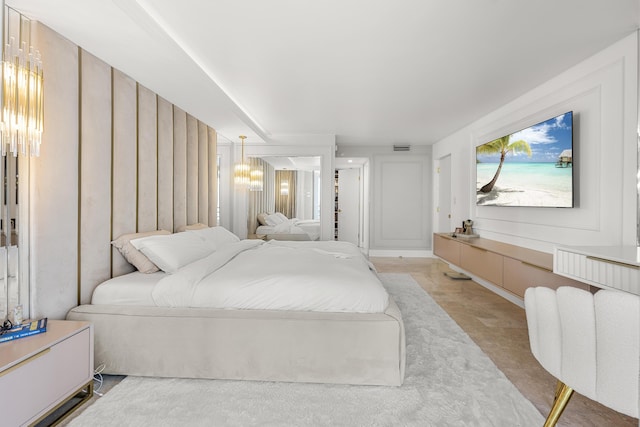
[1,3,44,157]
[454,219,478,239]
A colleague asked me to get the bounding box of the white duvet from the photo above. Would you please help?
[151,240,389,313]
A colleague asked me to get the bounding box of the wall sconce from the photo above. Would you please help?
[1,4,44,157]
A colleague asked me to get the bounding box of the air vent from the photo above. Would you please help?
[393,144,411,152]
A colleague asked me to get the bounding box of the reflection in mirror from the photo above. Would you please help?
[248,156,321,240]
[1,154,19,322]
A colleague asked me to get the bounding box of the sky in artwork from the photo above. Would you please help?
[476,111,573,163]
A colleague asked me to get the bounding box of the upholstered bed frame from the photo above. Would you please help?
[67,298,406,386]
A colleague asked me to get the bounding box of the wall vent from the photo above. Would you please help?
[393,144,411,152]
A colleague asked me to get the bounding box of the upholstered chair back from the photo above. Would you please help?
[525,286,639,420]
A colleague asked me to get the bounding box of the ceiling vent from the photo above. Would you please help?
[393,144,411,152]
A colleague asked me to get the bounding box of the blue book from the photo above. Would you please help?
[0,318,48,343]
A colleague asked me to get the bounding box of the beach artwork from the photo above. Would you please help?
[476,111,573,207]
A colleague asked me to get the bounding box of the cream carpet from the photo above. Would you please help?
[69,273,544,426]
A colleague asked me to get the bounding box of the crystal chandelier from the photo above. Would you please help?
[233,135,250,187]
[249,157,263,192]
[1,5,43,157]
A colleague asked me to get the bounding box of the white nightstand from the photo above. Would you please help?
[0,320,94,426]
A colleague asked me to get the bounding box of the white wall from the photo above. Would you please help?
[337,145,432,256]
[432,33,638,252]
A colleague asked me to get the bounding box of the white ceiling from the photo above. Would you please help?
[8,0,639,146]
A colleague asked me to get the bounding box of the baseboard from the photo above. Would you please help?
[368,249,433,258]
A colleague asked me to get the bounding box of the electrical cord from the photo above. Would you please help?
[93,364,106,397]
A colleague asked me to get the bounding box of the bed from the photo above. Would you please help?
[66,227,405,386]
[256,212,321,241]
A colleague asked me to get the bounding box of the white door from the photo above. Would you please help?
[438,155,452,232]
[337,168,360,245]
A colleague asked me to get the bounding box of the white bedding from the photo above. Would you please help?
[91,271,164,306]
[94,240,388,314]
[256,219,320,240]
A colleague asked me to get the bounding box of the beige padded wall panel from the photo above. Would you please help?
[30,24,80,319]
[173,107,188,231]
[186,114,199,225]
[79,50,112,304]
[137,85,158,232]
[111,70,138,277]
[208,127,218,226]
[198,121,209,225]
[157,97,174,232]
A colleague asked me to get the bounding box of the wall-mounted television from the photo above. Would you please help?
[476,111,573,208]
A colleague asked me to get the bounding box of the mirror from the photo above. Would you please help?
[247,156,321,239]
[1,154,20,322]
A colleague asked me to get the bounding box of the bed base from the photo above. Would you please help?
[66,298,405,386]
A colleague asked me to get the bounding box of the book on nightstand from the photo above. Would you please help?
[0,318,48,343]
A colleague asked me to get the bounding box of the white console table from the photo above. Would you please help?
[554,245,640,295]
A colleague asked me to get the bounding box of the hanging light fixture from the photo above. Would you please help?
[280,179,289,196]
[1,4,44,157]
[249,157,263,192]
[234,135,250,187]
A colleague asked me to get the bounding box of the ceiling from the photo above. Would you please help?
[8,0,639,146]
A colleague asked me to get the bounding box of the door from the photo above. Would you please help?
[337,168,360,245]
[438,155,452,232]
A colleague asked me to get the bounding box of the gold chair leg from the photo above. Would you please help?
[543,381,574,427]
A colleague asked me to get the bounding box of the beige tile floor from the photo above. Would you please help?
[60,256,637,426]
[371,256,637,427]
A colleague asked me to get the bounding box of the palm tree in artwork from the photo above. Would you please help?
[477,135,531,193]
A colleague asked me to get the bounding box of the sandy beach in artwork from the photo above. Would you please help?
[476,162,572,207]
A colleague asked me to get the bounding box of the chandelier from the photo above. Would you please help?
[233,135,250,187]
[1,4,44,157]
[249,157,263,192]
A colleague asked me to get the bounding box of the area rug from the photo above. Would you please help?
[68,273,543,426]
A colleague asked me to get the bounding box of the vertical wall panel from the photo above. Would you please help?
[157,97,174,232]
[198,121,209,225]
[186,114,199,225]
[137,85,158,232]
[208,127,218,226]
[79,50,112,304]
[30,24,80,319]
[111,70,138,276]
[173,107,188,231]
[29,24,221,311]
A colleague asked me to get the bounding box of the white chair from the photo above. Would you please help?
[524,286,639,427]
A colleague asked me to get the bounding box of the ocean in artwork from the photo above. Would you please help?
[476,162,573,207]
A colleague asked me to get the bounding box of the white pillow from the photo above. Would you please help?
[275,212,289,222]
[130,232,215,273]
[111,230,171,273]
[265,213,284,226]
[188,226,240,249]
